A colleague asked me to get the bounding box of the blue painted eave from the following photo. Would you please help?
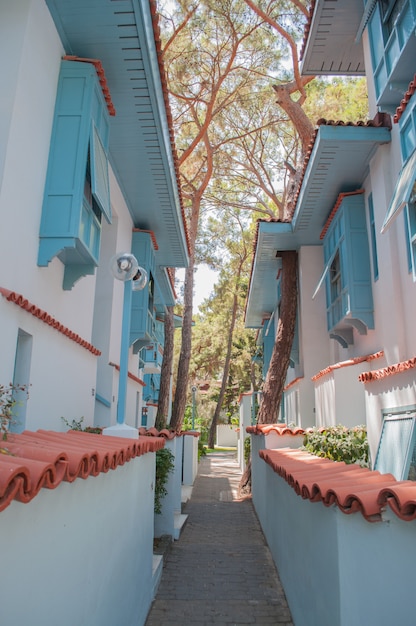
[245,122,391,328]
[154,266,176,309]
[301,0,365,76]
[245,222,288,328]
[46,0,188,270]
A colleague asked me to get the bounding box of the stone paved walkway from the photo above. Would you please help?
[145,452,294,626]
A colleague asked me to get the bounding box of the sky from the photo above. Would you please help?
[176,264,218,310]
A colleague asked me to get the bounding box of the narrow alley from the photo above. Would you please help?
[146,452,294,626]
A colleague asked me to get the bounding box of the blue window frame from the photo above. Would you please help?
[38,60,111,290]
[374,409,416,480]
[367,194,379,281]
[367,0,416,112]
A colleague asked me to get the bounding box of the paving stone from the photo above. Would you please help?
[145,452,294,626]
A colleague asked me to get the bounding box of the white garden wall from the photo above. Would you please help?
[0,453,156,626]
[251,445,416,626]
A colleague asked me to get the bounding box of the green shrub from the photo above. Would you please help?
[198,440,206,460]
[302,425,369,468]
[155,448,175,514]
[0,383,29,441]
[244,436,251,463]
[61,416,102,434]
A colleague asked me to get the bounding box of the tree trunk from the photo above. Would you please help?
[272,82,314,158]
[208,279,240,448]
[155,305,174,431]
[239,250,298,494]
[169,253,195,431]
[257,250,298,423]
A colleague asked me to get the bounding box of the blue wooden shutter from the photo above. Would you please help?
[90,124,111,223]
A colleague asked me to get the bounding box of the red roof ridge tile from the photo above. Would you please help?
[62,55,116,116]
[320,190,365,240]
[259,448,416,522]
[247,423,307,437]
[312,351,384,382]
[0,287,101,356]
[148,0,191,257]
[132,228,159,251]
[299,0,316,62]
[0,430,164,513]
[359,356,416,383]
[289,113,391,217]
[394,74,416,123]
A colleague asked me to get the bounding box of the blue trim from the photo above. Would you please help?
[95,393,111,408]
[117,281,133,424]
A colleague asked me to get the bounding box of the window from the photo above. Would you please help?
[374,410,416,480]
[368,194,379,281]
[367,0,416,111]
[380,0,406,35]
[405,185,416,279]
[329,250,342,305]
[321,193,374,340]
[38,60,112,290]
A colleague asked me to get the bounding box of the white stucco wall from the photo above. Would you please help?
[284,246,331,428]
[0,452,156,626]
[252,452,416,626]
[0,0,145,432]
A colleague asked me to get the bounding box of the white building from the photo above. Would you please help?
[0,0,188,433]
[245,0,416,478]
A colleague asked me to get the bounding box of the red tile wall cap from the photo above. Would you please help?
[109,362,145,386]
[0,287,101,356]
[238,391,255,403]
[0,430,164,513]
[63,55,116,116]
[359,356,416,383]
[148,0,191,257]
[320,190,365,240]
[284,376,304,392]
[394,74,416,123]
[139,427,200,438]
[259,447,416,522]
[247,424,307,437]
[312,351,384,382]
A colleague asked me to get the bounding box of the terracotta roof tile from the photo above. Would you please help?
[148,0,191,257]
[290,114,391,215]
[320,190,365,239]
[0,430,164,513]
[259,448,416,522]
[0,288,101,356]
[63,56,116,116]
[394,74,416,123]
[247,424,307,437]
[359,356,416,383]
[299,1,316,62]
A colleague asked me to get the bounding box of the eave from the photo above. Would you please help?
[245,120,391,328]
[46,0,189,270]
[300,0,365,76]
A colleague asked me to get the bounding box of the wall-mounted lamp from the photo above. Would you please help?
[103,252,148,439]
